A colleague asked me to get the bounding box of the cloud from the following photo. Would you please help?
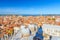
[0,8,41,15]
[0,6,60,15]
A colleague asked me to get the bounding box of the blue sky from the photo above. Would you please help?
[0,0,60,15]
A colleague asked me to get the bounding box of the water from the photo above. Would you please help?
[0,14,60,16]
